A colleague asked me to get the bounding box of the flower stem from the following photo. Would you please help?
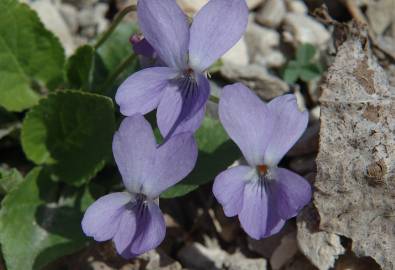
[209,95,220,104]
[94,5,137,49]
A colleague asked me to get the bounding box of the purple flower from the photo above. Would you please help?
[130,34,156,58]
[116,0,248,138]
[81,114,197,258]
[213,83,312,239]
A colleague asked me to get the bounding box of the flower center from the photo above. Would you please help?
[257,164,268,176]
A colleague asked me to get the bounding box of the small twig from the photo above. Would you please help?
[94,5,137,49]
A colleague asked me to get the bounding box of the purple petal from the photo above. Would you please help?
[171,104,206,137]
[81,192,131,241]
[213,165,252,217]
[144,132,198,198]
[130,35,156,58]
[112,115,156,193]
[130,201,166,255]
[189,0,248,72]
[268,168,312,219]
[113,208,137,257]
[157,73,209,137]
[116,67,179,116]
[264,95,309,166]
[265,190,286,236]
[137,0,189,69]
[238,181,269,240]
[219,83,272,166]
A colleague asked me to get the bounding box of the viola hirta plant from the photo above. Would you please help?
[116,0,248,138]
[82,114,197,258]
[213,83,312,239]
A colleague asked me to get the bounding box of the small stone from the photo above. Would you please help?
[58,3,79,34]
[78,8,96,27]
[270,231,299,270]
[253,51,285,68]
[221,38,249,66]
[225,252,267,270]
[245,22,284,67]
[284,13,330,48]
[366,0,395,35]
[94,3,110,33]
[246,0,264,10]
[297,206,346,270]
[220,64,289,100]
[178,242,226,270]
[144,250,182,270]
[29,0,76,55]
[286,0,308,14]
[177,0,263,15]
[256,0,286,28]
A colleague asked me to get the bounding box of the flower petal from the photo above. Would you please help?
[116,67,179,116]
[130,201,166,255]
[268,168,312,219]
[189,0,248,72]
[143,132,198,198]
[113,208,137,258]
[264,95,309,166]
[213,165,253,217]
[137,0,189,69]
[157,74,209,137]
[112,115,156,193]
[81,192,132,241]
[265,190,286,236]
[219,83,272,166]
[238,181,269,240]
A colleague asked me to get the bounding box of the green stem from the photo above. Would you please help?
[94,5,137,49]
[101,54,137,93]
[209,95,219,104]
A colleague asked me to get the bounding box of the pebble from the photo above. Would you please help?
[29,0,76,55]
[221,64,289,100]
[284,13,330,48]
[286,0,308,14]
[221,38,250,66]
[255,0,286,28]
[178,242,267,270]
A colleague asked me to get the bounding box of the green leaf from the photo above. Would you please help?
[0,167,88,270]
[296,43,316,65]
[21,90,115,186]
[283,61,300,84]
[0,167,24,194]
[0,0,65,112]
[300,63,322,82]
[161,117,241,198]
[66,45,108,92]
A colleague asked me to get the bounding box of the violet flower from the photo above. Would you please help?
[213,83,312,239]
[116,0,248,138]
[82,114,197,258]
[130,34,156,58]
